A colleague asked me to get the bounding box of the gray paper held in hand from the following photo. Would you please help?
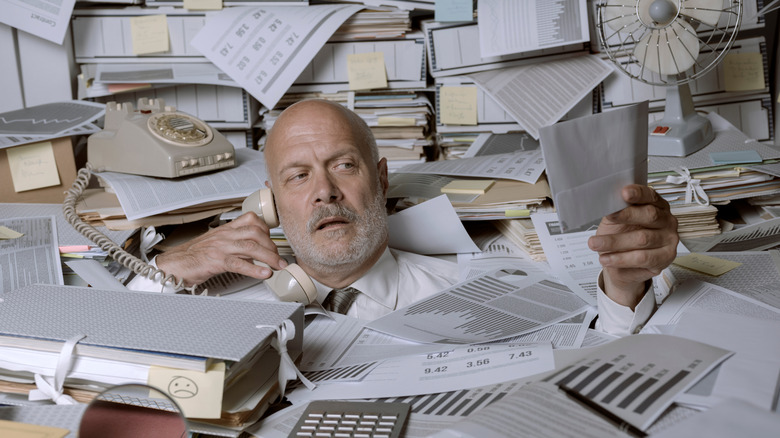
[540,101,648,232]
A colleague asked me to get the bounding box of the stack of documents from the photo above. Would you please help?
[492,217,547,261]
[76,148,267,230]
[0,284,303,429]
[331,7,412,40]
[648,114,780,207]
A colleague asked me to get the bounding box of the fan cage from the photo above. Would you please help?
[596,0,743,86]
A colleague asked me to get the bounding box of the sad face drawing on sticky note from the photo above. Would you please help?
[168,376,199,399]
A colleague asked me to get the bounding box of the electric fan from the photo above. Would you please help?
[596,0,742,156]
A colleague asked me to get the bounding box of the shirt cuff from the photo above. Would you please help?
[594,271,656,337]
[125,255,183,294]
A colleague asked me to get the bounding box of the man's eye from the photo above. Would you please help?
[290,172,308,181]
[337,162,355,170]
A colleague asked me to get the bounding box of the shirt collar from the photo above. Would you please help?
[311,247,399,311]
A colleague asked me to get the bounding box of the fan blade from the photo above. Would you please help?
[681,0,722,27]
[633,20,700,75]
[604,0,639,32]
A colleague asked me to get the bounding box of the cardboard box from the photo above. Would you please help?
[0,137,78,203]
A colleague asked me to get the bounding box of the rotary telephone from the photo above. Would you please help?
[88,98,235,178]
[241,188,317,304]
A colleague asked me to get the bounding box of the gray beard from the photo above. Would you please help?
[281,185,388,275]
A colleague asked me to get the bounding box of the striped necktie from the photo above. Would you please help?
[322,287,360,314]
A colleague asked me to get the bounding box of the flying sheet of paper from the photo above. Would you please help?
[388,195,479,254]
[478,0,589,57]
[467,55,613,139]
[367,268,589,344]
[0,0,76,44]
[397,150,545,184]
[539,101,648,232]
[190,5,363,109]
[287,343,554,403]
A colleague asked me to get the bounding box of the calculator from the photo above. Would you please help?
[289,400,411,438]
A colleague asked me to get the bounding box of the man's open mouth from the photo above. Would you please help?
[316,217,349,230]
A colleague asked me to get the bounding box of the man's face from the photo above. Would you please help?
[265,103,389,274]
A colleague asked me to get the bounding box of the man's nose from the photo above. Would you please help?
[312,172,342,204]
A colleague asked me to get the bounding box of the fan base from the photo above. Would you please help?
[648,114,714,157]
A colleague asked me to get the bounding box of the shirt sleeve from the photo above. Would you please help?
[594,270,656,337]
[124,255,183,294]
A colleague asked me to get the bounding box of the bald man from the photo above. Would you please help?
[128,99,678,334]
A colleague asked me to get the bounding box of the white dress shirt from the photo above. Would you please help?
[127,248,654,334]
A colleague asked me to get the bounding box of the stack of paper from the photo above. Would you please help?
[0,284,303,428]
[492,217,546,261]
[648,114,780,207]
[672,204,721,240]
[76,148,267,230]
[331,7,412,40]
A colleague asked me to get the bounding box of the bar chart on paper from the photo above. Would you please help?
[543,334,733,431]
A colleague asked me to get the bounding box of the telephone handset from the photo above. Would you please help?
[242,188,318,304]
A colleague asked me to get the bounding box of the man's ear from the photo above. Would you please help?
[377,157,389,197]
[264,180,272,189]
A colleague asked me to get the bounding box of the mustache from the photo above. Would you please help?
[307,203,360,232]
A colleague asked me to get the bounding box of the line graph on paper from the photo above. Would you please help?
[0,101,106,137]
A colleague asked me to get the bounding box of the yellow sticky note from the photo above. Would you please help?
[183,0,222,10]
[439,86,478,125]
[441,179,495,195]
[0,226,24,240]
[347,52,388,90]
[505,209,531,217]
[724,52,765,92]
[7,141,60,192]
[377,117,416,126]
[130,15,170,55]
[148,361,225,419]
[673,253,742,277]
[0,419,69,438]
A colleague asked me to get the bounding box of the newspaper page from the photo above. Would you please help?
[96,148,267,220]
[467,55,613,139]
[191,5,363,110]
[0,0,76,44]
[0,216,63,295]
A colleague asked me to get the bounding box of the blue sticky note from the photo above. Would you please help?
[710,150,763,165]
[435,0,474,22]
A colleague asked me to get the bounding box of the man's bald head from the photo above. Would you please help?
[266,99,379,166]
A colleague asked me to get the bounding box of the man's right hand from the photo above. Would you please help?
[155,212,288,286]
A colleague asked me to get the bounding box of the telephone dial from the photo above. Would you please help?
[242,188,318,304]
[88,98,236,178]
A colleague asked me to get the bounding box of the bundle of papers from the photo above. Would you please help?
[492,217,546,261]
[648,114,780,207]
[0,284,303,428]
[330,7,412,40]
[672,204,721,241]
